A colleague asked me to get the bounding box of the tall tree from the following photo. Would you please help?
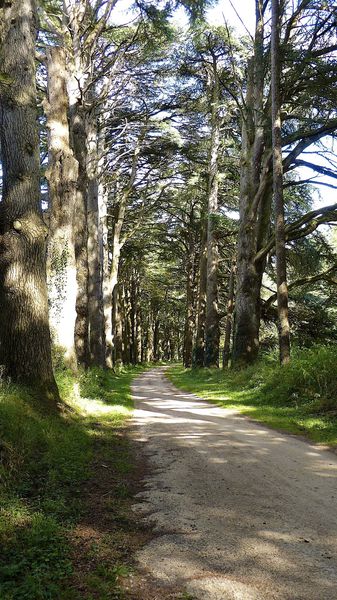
[45,46,79,370]
[204,41,221,367]
[232,0,337,366]
[271,0,290,364]
[183,26,230,367]
[232,0,269,366]
[0,0,59,403]
[40,0,120,367]
[63,0,91,367]
[223,258,236,368]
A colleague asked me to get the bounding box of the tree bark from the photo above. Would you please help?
[153,317,160,361]
[271,0,291,364]
[103,134,142,367]
[113,284,123,369]
[223,259,236,368]
[122,283,133,364]
[70,104,90,366]
[104,213,123,368]
[232,1,272,366]
[130,271,137,364]
[64,0,90,367]
[86,109,105,366]
[183,212,196,368]
[99,178,110,363]
[45,46,78,370]
[193,208,207,367]
[205,69,221,368]
[0,0,59,404]
[134,277,142,364]
[146,311,154,363]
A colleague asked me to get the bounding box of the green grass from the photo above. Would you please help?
[167,345,337,446]
[0,364,146,600]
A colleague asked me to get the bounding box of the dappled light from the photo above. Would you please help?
[73,382,131,418]
[1,0,337,597]
[133,369,337,599]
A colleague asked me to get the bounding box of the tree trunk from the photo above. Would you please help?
[163,329,170,361]
[193,210,207,367]
[146,312,154,362]
[271,0,291,364]
[135,285,142,365]
[120,285,128,364]
[183,216,195,367]
[113,284,123,369]
[154,317,160,361]
[123,284,133,364]
[223,259,236,368]
[0,0,59,404]
[103,130,143,367]
[45,46,78,371]
[205,70,221,368]
[70,104,89,366]
[104,230,122,368]
[170,337,176,362]
[86,109,105,366]
[99,178,109,364]
[232,2,272,366]
[130,271,138,364]
[65,0,90,367]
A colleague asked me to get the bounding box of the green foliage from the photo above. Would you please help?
[0,515,72,600]
[83,562,131,600]
[134,0,216,23]
[168,345,337,445]
[177,0,216,21]
[291,293,337,347]
[79,365,140,410]
[0,366,145,599]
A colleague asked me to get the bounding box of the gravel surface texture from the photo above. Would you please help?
[132,368,337,600]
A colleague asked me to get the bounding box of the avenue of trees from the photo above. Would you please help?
[0,0,336,406]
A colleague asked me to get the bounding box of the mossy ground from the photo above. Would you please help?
[167,345,337,446]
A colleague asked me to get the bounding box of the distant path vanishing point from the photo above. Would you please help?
[132,368,337,600]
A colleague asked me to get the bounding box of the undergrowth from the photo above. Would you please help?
[168,345,337,445]
[0,364,145,599]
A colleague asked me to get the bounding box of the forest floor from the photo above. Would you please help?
[67,390,198,600]
[130,367,337,600]
[0,365,194,600]
[2,357,336,599]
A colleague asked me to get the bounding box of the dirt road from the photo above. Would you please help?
[132,368,337,599]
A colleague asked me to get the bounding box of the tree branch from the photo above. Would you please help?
[291,158,337,181]
[265,265,337,308]
[255,203,337,263]
[282,119,337,172]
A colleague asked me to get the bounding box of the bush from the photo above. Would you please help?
[168,344,337,445]
[261,345,337,411]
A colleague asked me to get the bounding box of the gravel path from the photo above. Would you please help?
[132,368,337,600]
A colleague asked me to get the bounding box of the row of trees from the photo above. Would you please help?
[0,0,336,406]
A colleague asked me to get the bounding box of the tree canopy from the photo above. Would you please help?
[0,0,336,393]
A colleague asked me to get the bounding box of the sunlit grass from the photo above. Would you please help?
[72,386,131,418]
[167,345,337,446]
[0,364,146,599]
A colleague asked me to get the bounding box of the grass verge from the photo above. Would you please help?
[0,364,146,599]
[167,345,337,446]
